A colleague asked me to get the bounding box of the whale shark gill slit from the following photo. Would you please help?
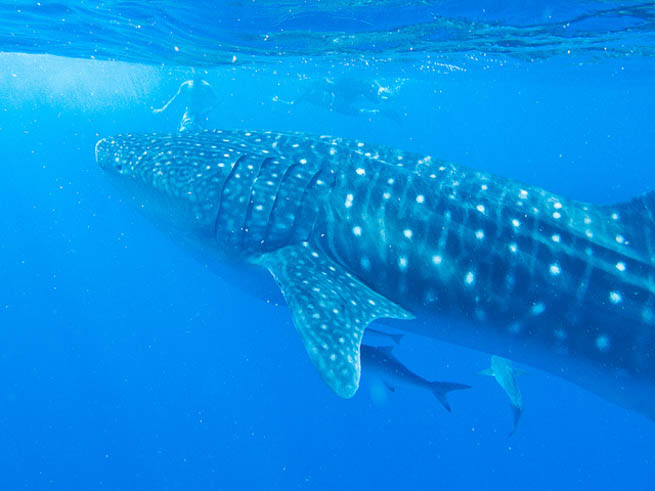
[214,155,255,254]
[240,156,276,251]
[263,162,304,249]
[290,167,336,244]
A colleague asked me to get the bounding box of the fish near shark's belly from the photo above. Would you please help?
[314,157,655,382]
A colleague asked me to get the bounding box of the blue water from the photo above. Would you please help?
[1,2,655,489]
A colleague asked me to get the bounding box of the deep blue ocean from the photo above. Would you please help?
[1,1,655,490]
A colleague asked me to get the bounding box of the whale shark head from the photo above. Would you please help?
[95,136,126,174]
[95,132,231,238]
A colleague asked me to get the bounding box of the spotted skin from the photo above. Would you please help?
[96,129,655,418]
[256,244,412,397]
[314,140,655,381]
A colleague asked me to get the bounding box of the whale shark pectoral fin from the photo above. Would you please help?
[255,243,414,399]
[479,368,495,376]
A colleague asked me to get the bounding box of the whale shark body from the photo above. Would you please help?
[96,129,655,420]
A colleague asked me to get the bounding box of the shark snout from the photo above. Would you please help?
[95,138,112,170]
[95,137,126,174]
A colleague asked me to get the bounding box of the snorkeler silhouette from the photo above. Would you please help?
[152,76,219,132]
[273,75,405,123]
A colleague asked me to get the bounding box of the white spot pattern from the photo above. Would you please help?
[609,291,622,304]
[596,335,610,352]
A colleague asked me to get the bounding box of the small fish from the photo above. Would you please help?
[361,344,470,412]
[480,355,526,435]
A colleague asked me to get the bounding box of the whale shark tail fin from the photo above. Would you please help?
[430,382,471,412]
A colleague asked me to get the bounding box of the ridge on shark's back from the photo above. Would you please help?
[96,129,655,420]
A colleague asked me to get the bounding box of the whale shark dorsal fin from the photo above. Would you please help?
[256,243,414,398]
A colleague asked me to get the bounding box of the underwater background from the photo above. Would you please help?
[1,1,655,489]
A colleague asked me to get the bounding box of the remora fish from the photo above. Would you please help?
[480,355,525,434]
[361,344,470,411]
[96,129,655,420]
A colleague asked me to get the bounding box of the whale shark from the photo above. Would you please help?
[95,129,655,420]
